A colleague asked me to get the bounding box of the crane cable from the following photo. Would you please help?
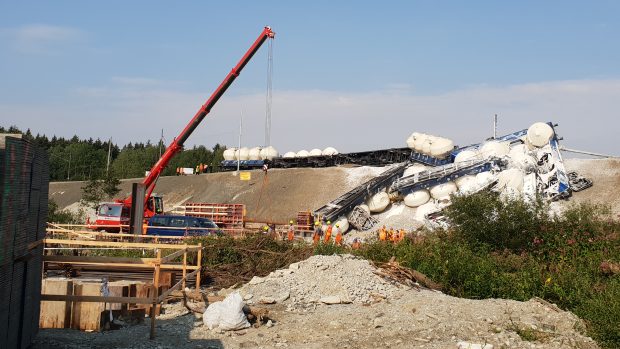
[264,38,273,147]
[257,39,274,227]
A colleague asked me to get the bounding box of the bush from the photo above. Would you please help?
[48,199,84,224]
[445,191,550,252]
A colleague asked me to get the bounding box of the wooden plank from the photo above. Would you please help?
[44,238,199,250]
[46,228,186,240]
[39,279,73,329]
[71,283,105,331]
[43,255,155,265]
[106,284,128,311]
[158,269,199,302]
[196,243,202,288]
[44,261,199,270]
[41,294,153,304]
[160,248,188,263]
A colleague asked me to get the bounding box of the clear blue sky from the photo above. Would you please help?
[1,1,619,154]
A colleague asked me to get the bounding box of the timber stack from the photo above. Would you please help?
[0,134,49,349]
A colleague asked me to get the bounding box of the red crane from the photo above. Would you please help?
[91,26,275,232]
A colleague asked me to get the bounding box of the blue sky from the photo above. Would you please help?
[1,1,619,155]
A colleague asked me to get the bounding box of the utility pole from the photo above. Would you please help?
[493,114,498,139]
[67,152,71,180]
[237,110,243,174]
[159,129,164,158]
[106,137,112,177]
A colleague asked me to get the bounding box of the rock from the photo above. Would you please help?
[318,265,329,271]
[266,320,274,328]
[456,342,494,349]
[276,290,290,303]
[320,296,341,304]
[259,297,276,304]
[249,276,265,285]
[243,293,254,300]
[289,262,300,270]
[373,318,382,328]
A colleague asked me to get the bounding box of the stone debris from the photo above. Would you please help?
[236,254,401,308]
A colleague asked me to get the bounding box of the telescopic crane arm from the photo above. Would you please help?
[139,26,275,204]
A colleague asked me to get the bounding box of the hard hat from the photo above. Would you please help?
[289,220,294,224]
[336,224,340,228]
[327,221,331,225]
[263,226,268,231]
[314,221,320,226]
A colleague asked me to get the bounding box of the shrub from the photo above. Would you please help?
[47,199,84,224]
[445,191,550,252]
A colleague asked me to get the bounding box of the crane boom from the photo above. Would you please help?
[141,26,275,203]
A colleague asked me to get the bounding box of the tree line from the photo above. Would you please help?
[0,126,226,182]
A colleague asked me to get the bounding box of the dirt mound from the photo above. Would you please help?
[564,158,620,217]
[236,254,400,308]
[49,166,383,223]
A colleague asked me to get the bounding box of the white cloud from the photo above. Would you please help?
[1,79,619,156]
[3,24,85,54]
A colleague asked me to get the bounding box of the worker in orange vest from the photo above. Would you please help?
[379,227,387,241]
[312,221,321,245]
[334,224,342,246]
[323,221,332,243]
[287,220,295,241]
[351,238,361,250]
[399,229,406,242]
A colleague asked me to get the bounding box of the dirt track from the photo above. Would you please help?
[564,158,620,217]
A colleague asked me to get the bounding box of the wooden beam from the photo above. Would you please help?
[41,294,153,304]
[44,238,199,250]
[158,269,199,302]
[44,261,199,271]
[43,255,155,265]
[159,248,188,263]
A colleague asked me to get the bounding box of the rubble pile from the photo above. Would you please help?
[236,254,402,308]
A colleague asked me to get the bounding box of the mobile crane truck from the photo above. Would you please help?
[89,26,275,232]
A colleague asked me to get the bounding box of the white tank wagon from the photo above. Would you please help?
[309,148,323,157]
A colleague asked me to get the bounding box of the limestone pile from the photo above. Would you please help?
[238,254,401,308]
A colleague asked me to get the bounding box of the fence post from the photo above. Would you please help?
[150,249,161,340]
[196,243,202,289]
[182,250,187,290]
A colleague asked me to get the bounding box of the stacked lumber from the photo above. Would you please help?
[39,277,172,331]
[0,134,48,349]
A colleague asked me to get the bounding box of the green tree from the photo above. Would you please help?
[102,174,122,198]
[81,178,105,209]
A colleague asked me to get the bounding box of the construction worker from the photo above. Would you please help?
[379,226,387,241]
[262,225,269,234]
[351,238,361,250]
[392,229,399,243]
[388,227,394,241]
[323,221,332,243]
[287,220,295,241]
[399,229,406,242]
[312,221,321,245]
[334,224,342,246]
